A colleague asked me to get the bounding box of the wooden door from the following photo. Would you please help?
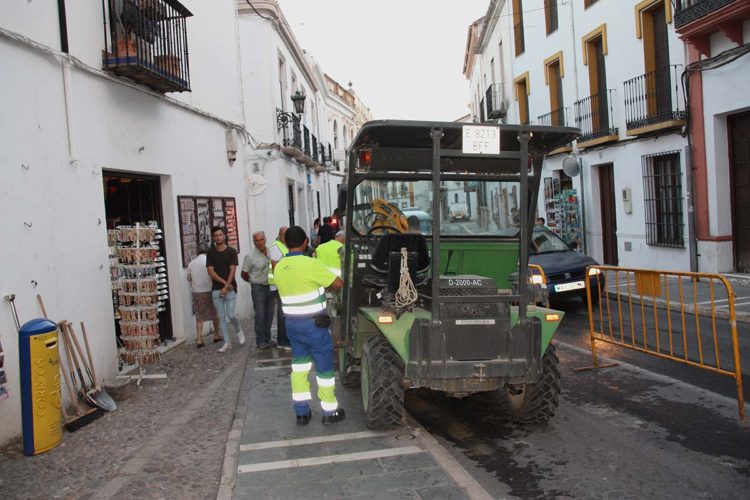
[730,112,750,272]
[598,163,618,265]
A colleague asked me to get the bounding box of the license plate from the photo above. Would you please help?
[462,125,500,155]
[455,319,496,325]
[555,281,585,292]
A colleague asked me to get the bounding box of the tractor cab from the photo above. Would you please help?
[334,120,579,429]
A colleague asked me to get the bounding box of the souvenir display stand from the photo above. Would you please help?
[114,223,167,385]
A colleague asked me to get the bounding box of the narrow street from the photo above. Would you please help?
[407,299,750,499]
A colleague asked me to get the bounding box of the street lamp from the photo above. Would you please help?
[276,90,306,130]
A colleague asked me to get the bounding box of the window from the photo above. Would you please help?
[582,25,610,133]
[514,72,530,124]
[643,151,684,247]
[278,57,287,111]
[544,52,564,125]
[637,1,673,121]
[545,0,559,34]
[512,0,525,56]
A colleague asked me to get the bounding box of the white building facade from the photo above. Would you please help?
[465,0,710,272]
[0,0,369,445]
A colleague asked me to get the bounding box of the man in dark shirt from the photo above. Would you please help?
[206,226,245,353]
[318,216,336,245]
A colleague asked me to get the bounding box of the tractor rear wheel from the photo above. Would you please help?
[499,343,560,424]
[361,335,404,429]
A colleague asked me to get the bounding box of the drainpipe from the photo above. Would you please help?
[685,146,698,272]
[58,0,76,165]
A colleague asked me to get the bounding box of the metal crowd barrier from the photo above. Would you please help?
[578,265,745,421]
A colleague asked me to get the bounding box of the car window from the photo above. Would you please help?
[531,229,569,253]
[351,179,521,237]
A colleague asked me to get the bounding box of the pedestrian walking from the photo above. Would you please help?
[186,242,221,348]
[240,231,274,349]
[206,226,245,353]
[310,218,321,248]
[273,226,345,425]
[269,226,291,349]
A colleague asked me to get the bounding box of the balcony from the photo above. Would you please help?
[485,83,507,119]
[574,90,619,148]
[675,0,737,28]
[537,107,573,154]
[624,65,686,136]
[102,0,192,93]
[537,107,571,127]
[674,0,750,55]
[278,116,326,171]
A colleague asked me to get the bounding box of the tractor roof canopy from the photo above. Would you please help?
[349,120,580,176]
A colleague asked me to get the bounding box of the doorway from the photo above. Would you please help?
[103,172,173,341]
[598,163,618,265]
[729,112,750,273]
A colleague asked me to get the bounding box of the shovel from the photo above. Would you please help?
[65,322,117,412]
[78,321,117,412]
[59,321,98,408]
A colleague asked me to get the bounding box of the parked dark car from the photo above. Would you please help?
[528,227,601,305]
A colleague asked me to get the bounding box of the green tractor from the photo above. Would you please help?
[333,120,580,429]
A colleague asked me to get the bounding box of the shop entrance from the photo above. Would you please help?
[102,172,173,341]
[730,112,750,273]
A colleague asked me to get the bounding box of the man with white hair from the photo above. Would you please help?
[241,231,274,349]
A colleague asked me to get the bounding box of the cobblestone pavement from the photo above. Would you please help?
[0,320,251,500]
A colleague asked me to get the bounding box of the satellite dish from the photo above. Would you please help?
[562,155,581,177]
[245,174,266,196]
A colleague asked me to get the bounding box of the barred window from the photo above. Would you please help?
[642,151,684,248]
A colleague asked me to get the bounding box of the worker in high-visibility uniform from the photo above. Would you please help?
[268,227,290,349]
[274,226,345,425]
[314,231,345,277]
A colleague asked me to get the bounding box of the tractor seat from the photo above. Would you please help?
[363,233,430,290]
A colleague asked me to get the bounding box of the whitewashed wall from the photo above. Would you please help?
[468,0,692,271]
[0,0,247,446]
[697,21,750,272]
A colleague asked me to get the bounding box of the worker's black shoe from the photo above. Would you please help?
[296,411,312,426]
[322,408,346,425]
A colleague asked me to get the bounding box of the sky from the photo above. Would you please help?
[277,0,489,122]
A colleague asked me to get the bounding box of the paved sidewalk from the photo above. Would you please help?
[221,350,492,499]
[0,320,251,499]
[602,272,750,324]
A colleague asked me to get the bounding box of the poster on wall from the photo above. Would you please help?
[177,196,240,267]
[224,198,239,251]
[196,198,211,245]
[178,197,197,268]
[211,198,226,228]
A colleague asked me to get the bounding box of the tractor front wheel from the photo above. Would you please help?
[499,343,561,424]
[361,335,404,429]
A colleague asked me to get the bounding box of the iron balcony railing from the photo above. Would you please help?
[574,90,619,144]
[311,135,319,163]
[485,83,506,119]
[101,0,192,93]
[278,117,329,168]
[537,107,570,127]
[624,65,686,132]
[303,126,311,157]
[674,0,736,28]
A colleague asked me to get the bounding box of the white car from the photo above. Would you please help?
[448,202,469,222]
